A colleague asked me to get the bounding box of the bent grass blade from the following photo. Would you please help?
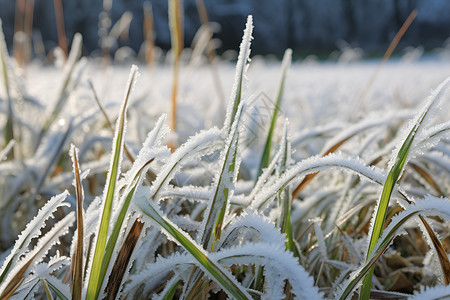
[136,199,251,300]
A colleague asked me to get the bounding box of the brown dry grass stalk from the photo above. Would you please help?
[53,0,68,57]
[104,219,144,300]
[143,1,155,65]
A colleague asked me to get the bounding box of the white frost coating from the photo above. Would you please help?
[311,218,327,260]
[0,140,15,161]
[213,243,323,299]
[34,262,71,298]
[218,212,286,249]
[0,191,69,278]
[223,15,253,132]
[160,185,210,201]
[408,285,450,300]
[387,76,450,171]
[0,212,75,294]
[422,151,450,173]
[251,153,385,210]
[149,127,222,203]
[118,114,170,188]
[418,120,450,148]
[122,252,190,294]
[321,111,403,156]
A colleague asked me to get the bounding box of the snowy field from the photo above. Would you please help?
[1,21,450,299]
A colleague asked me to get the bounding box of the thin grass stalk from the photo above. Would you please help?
[257,49,291,178]
[53,0,67,57]
[70,145,84,300]
[359,9,418,103]
[409,162,445,196]
[418,215,450,285]
[41,279,54,300]
[143,1,155,65]
[160,278,181,300]
[86,66,138,300]
[169,0,183,132]
[23,0,34,65]
[195,0,226,105]
[35,33,82,151]
[13,0,24,65]
[0,20,14,157]
[45,279,68,300]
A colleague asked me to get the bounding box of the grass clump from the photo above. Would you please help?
[0,14,449,300]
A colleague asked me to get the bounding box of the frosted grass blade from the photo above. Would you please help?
[86,65,138,300]
[70,145,83,300]
[257,49,291,178]
[251,153,385,211]
[136,198,251,300]
[360,77,450,300]
[97,158,154,293]
[223,15,253,132]
[276,121,298,256]
[35,33,83,150]
[149,127,222,202]
[0,212,74,298]
[200,100,246,251]
[0,192,70,285]
[0,20,14,151]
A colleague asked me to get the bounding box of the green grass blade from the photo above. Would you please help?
[44,279,69,300]
[257,49,291,178]
[97,159,153,292]
[136,199,251,300]
[160,278,180,300]
[200,100,246,251]
[276,121,299,256]
[0,20,14,153]
[360,77,450,300]
[340,196,450,300]
[86,65,138,300]
[223,16,253,132]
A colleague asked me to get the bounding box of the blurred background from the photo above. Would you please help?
[1,0,450,62]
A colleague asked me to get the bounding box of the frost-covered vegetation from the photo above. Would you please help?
[0,15,450,300]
